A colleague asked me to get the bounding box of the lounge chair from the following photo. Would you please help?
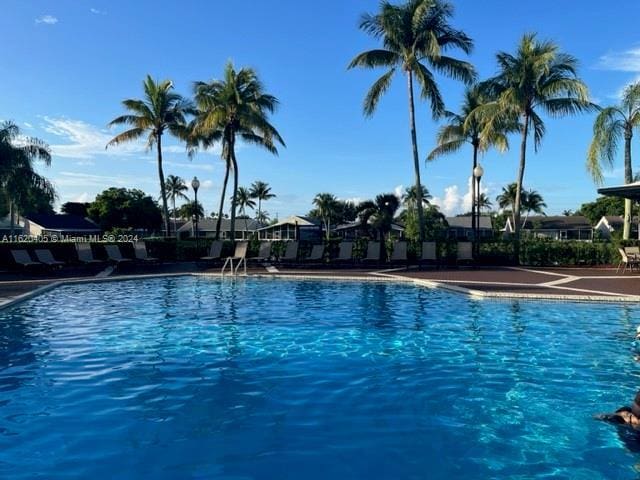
[222,241,248,275]
[389,241,408,266]
[419,241,437,268]
[75,243,103,264]
[134,242,159,263]
[457,241,474,266]
[304,244,325,265]
[200,240,223,262]
[34,249,64,267]
[618,247,639,273]
[361,241,381,265]
[105,245,133,265]
[278,241,299,263]
[252,241,272,263]
[332,241,354,266]
[11,250,42,269]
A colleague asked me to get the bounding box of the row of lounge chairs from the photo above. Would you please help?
[200,240,475,268]
[10,242,158,270]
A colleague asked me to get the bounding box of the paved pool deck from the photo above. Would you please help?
[1,263,640,307]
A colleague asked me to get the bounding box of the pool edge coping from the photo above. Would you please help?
[1,270,639,311]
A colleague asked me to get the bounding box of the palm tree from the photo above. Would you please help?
[348,0,476,241]
[428,85,511,236]
[193,62,285,242]
[357,193,401,250]
[107,75,193,236]
[520,189,546,226]
[165,175,189,236]
[250,180,276,222]
[496,183,518,228]
[313,193,338,240]
[402,184,431,208]
[0,121,54,234]
[177,200,204,220]
[232,186,257,235]
[477,193,492,214]
[476,33,592,259]
[256,210,270,225]
[587,82,640,239]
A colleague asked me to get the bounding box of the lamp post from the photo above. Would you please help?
[191,176,200,249]
[472,165,484,257]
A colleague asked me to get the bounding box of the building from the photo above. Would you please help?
[594,215,639,239]
[23,214,101,237]
[256,215,322,241]
[0,215,24,236]
[503,215,593,241]
[333,220,405,240]
[178,217,261,240]
[446,215,493,239]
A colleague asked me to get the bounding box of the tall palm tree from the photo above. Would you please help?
[0,121,54,234]
[520,189,546,226]
[477,193,492,214]
[475,34,592,259]
[357,193,401,246]
[165,174,189,236]
[402,184,432,208]
[496,183,519,228]
[348,0,476,241]
[313,193,338,240]
[428,85,511,236]
[250,180,276,222]
[232,186,256,235]
[107,75,193,236]
[193,62,285,241]
[587,82,640,239]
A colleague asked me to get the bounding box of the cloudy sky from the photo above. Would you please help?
[2,1,640,218]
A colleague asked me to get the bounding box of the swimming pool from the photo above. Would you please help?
[0,276,639,479]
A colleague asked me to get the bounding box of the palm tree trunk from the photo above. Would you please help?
[623,128,633,240]
[513,114,529,264]
[471,143,478,246]
[9,200,15,237]
[406,70,426,242]
[215,158,230,241]
[257,198,262,222]
[157,135,170,237]
[172,196,177,238]
[229,141,239,244]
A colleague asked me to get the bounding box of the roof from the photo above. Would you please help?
[598,182,640,200]
[178,217,261,233]
[25,214,100,231]
[596,215,639,230]
[256,215,321,231]
[520,215,592,230]
[446,216,493,229]
[0,215,24,229]
[334,220,405,231]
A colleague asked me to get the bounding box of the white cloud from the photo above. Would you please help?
[341,196,363,205]
[157,159,215,172]
[73,192,93,203]
[598,46,640,73]
[200,180,214,189]
[431,177,489,216]
[90,8,106,15]
[23,122,33,129]
[393,184,404,199]
[53,171,154,189]
[35,15,58,25]
[75,159,95,167]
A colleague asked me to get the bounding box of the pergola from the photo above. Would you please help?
[598,182,640,200]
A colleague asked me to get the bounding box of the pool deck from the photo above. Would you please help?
[1,263,640,308]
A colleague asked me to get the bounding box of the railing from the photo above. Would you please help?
[221,256,247,276]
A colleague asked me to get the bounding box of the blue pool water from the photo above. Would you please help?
[1,276,640,479]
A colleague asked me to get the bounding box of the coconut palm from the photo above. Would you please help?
[357,193,401,245]
[313,193,339,240]
[348,0,476,241]
[477,193,492,214]
[250,180,276,222]
[402,184,432,208]
[496,183,519,227]
[521,189,546,226]
[232,186,257,235]
[587,82,640,239]
[475,33,592,260]
[193,62,285,241]
[165,175,189,236]
[177,200,204,220]
[0,121,54,234]
[107,75,193,236]
[428,85,512,236]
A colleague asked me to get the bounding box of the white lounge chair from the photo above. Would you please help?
[105,245,133,265]
[200,240,223,262]
[34,249,64,267]
[618,247,639,273]
[222,241,248,275]
[134,242,159,263]
[11,250,41,269]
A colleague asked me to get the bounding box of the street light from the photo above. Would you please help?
[473,165,484,257]
[191,176,200,249]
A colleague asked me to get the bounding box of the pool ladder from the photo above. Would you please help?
[221,256,247,277]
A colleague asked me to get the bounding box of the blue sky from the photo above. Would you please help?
[2,1,640,219]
